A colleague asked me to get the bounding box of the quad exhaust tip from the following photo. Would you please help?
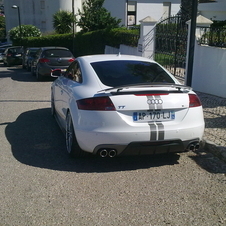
[187,142,200,151]
[99,149,117,158]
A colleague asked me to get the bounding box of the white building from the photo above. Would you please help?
[4,0,226,40]
[4,0,85,36]
[198,0,226,21]
[103,0,181,26]
[4,0,180,38]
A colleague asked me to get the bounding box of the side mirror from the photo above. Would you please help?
[51,69,62,77]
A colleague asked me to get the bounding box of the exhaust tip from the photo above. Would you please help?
[99,149,108,158]
[189,144,195,151]
[109,149,117,158]
[195,144,200,151]
[187,142,200,151]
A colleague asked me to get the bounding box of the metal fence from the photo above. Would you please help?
[198,26,226,48]
[155,16,188,82]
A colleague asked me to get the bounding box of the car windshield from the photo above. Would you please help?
[91,60,175,87]
[44,49,72,58]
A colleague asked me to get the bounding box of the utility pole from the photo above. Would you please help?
[72,0,75,55]
[186,0,198,86]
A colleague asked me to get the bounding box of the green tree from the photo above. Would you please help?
[8,25,41,43]
[0,15,6,41]
[77,0,121,32]
[53,10,75,34]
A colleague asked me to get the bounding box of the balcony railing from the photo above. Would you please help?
[198,26,226,48]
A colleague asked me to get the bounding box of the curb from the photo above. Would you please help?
[203,139,226,163]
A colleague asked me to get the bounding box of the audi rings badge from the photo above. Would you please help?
[147,99,163,105]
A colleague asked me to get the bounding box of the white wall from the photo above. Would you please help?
[198,0,226,21]
[105,45,140,56]
[103,0,180,26]
[192,43,226,98]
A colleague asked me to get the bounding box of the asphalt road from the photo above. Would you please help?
[0,64,226,226]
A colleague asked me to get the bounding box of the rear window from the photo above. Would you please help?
[8,47,23,54]
[43,49,72,58]
[91,60,175,87]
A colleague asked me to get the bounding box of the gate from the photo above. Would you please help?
[155,15,188,83]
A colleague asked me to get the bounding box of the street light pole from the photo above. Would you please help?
[72,0,75,55]
[12,5,22,46]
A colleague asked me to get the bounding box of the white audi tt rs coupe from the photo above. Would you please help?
[51,54,205,158]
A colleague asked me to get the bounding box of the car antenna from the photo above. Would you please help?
[117,52,121,57]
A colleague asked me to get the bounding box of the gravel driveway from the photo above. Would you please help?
[0,65,226,226]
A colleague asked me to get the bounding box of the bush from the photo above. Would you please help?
[22,28,140,57]
[22,33,73,51]
[9,25,41,45]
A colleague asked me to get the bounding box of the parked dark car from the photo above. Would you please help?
[0,44,12,62]
[2,46,23,66]
[31,47,75,81]
[22,47,40,71]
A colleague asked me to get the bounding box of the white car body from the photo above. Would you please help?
[51,54,205,157]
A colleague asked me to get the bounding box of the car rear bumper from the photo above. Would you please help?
[38,66,68,77]
[92,138,203,157]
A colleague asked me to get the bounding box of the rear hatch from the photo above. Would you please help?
[101,84,197,125]
[43,49,74,67]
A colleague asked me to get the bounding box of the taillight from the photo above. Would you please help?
[189,94,201,107]
[68,58,75,63]
[39,58,50,63]
[77,96,116,111]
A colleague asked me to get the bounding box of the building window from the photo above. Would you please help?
[127,1,136,26]
[40,0,45,9]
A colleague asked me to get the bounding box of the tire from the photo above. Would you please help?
[31,67,35,76]
[66,111,84,158]
[36,69,42,81]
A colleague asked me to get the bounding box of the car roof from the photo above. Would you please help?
[78,54,156,64]
[40,46,70,51]
[27,47,40,50]
[6,46,22,49]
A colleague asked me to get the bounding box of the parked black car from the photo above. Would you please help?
[22,47,40,71]
[31,47,75,81]
[0,44,12,62]
[2,46,23,66]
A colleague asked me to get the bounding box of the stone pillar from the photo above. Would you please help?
[138,16,157,59]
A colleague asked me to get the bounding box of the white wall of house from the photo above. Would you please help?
[103,0,181,26]
[198,0,226,21]
[4,0,82,38]
[192,43,226,98]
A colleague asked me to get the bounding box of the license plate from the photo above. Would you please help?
[133,110,175,122]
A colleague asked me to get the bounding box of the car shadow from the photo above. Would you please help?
[0,64,55,82]
[5,108,180,173]
[189,149,226,174]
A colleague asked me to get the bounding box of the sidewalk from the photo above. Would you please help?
[197,92,226,163]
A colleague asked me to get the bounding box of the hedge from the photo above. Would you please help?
[21,28,140,57]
